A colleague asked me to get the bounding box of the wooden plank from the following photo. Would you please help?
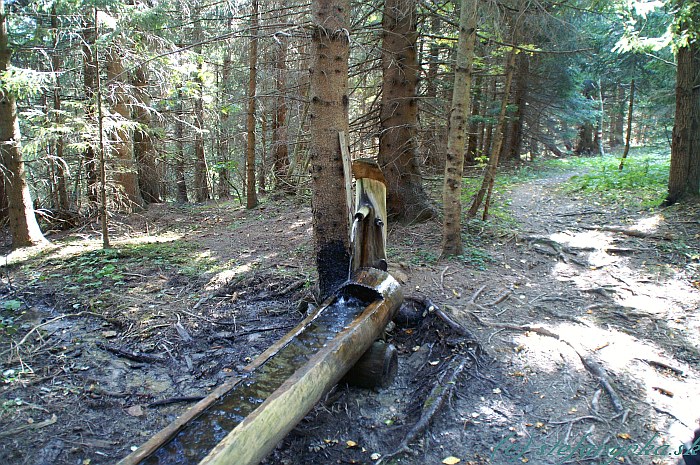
[339,130,354,239]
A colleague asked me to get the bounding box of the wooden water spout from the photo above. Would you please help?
[117,268,402,465]
[351,159,388,272]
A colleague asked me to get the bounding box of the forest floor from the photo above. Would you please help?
[1,156,699,465]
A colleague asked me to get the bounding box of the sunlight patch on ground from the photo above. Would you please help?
[550,230,611,250]
[633,214,663,233]
[510,332,581,375]
[205,262,255,291]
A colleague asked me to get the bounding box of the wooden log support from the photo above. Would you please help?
[351,159,388,272]
[117,267,402,465]
[344,341,398,389]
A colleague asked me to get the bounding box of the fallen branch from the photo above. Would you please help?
[95,342,165,364]
[579,224,673,240]
[148,396,205,408]
[378,356,469,463]
[0,414,57,439]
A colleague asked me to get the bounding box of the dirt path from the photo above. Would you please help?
[1,169,699,465]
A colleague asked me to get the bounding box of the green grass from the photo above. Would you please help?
[545,148,670,209]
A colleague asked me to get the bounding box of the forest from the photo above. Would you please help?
[1,0,699,464]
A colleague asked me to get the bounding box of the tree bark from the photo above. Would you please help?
[441,0,477,257]
[309,0,352,298]
[106,47,143,209]
[378,0,434,223]
[246,0,259,209]
[0,0,47,247]
[667,44,700,204]
[133,65,162,203]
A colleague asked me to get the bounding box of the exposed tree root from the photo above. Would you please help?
[579,224,673,240]
[377,355,469,464]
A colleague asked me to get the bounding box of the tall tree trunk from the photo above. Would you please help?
[273,34,290,191]
[218,45,232,199]
[0,0,47,247]
[133,65,162,203]
[0,169,8,222]
[609,83,625,148]
[378,0,434,223]
[51,5,68,211]
[666,44,700,204]
[619,79,635,171]
[94,13,110,249]
[481,76,496,158]
[502,54,528,163]
[441,0,477,257]
[175,87,188,203]
[468,48,517,219]
[193,63,210,202]
[309,0,351,298]
[106,47,143,209]
[465,75,482,165]
[597,79,605,157]
[424,15,441,168]
[259,111,267,193]
[82,18,98,204]
[192,17,210,203]
[246,0,259,209]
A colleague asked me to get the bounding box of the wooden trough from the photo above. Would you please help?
[117,267,403,465]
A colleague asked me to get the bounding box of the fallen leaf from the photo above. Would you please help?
[346,440,358,448]
[442,457,461,465]
[371,453,381,460]
[535,422,545,429]
[617,433,631,440]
